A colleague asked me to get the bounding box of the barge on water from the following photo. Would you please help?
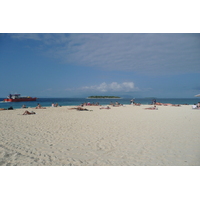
[3,94,37,102]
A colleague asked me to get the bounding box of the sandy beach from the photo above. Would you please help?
[0,104,200,166]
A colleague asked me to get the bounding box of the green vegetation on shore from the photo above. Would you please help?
[87,96,121,99]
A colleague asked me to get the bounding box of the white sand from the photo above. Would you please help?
[0,105,200,166]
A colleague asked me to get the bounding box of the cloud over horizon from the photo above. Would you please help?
[81,82,139,93]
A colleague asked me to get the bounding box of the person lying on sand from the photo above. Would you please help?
[155,102,162,105]
[0,107,13,110]
[68,107,92,111]
[23,110,36,115]
[100,106,111,109]
[192,104,200,109]
[134,103,141,106]
[144,106,158,110]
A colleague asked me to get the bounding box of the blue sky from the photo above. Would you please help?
[0,33,200,98]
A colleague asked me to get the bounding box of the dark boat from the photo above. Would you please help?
[4,94,37,102]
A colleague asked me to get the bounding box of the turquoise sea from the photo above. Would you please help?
[0,97,200,109]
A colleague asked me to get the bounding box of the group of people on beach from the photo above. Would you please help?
[153,102,181,106]
[80,102,100,106]
[109,101,124,107]
[22,103,46,115]
[2,99,200,115]
[130,98,184,107]
[80,101,125,107]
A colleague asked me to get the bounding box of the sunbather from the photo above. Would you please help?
[68,107,92,111]
[100,106,111,109]
[23,110,36,115]
[171,104,181,107]
[144,106,158,110]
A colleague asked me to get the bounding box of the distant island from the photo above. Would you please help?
[87,96,121,99]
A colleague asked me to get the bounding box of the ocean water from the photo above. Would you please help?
[0,97,200,109]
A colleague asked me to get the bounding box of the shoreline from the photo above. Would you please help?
[1,97,199,110]
[86,98,123,99]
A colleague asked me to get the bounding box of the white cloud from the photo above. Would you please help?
[81,82,139,92]
[10,33,200,74]
[53,33,200,74]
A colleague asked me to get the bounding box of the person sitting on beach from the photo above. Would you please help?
[22,105,27,108]
[36,103,46,109]
[192,104,197,109]
[100,106,111,109]
[23,110,36,115]
[36,103,41,108]
[0,108,6,110]
[144,106,158,110]
[109,101,114,106]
